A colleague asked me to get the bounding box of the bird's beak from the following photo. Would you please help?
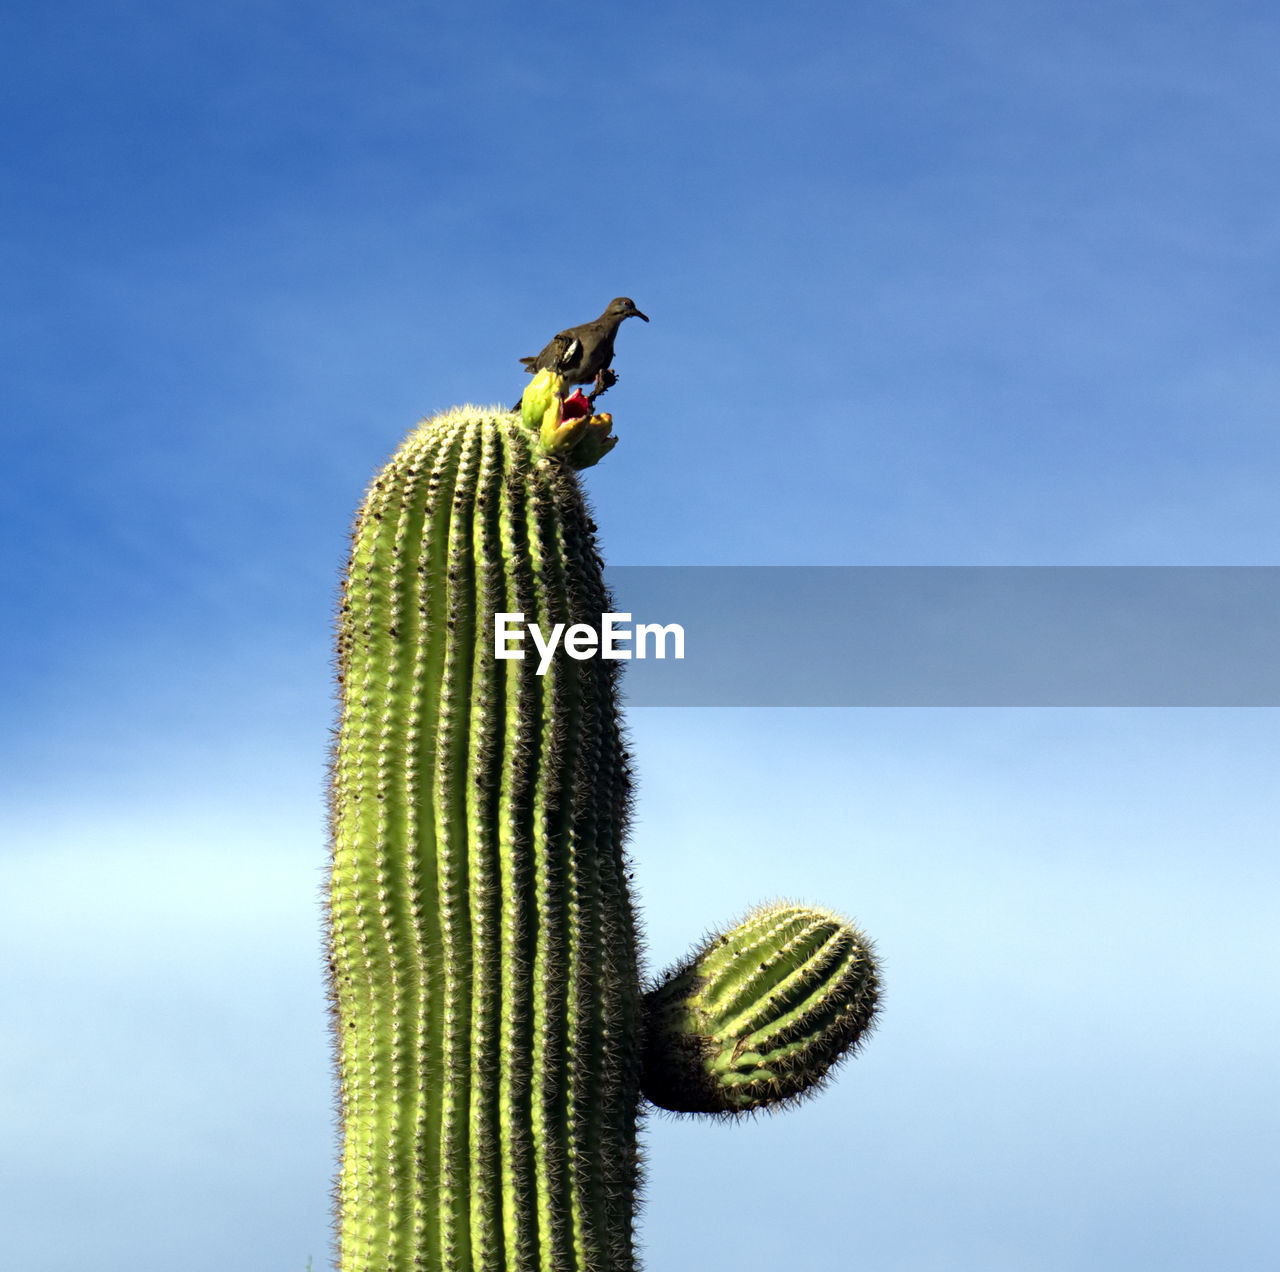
[633,308,649,322]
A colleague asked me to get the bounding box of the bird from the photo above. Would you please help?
[516,297,649,409]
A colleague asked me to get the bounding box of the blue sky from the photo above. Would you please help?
[3,3,1279,1270]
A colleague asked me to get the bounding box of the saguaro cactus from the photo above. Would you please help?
[328,373,881,1271]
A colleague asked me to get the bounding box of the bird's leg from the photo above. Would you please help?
[586,368,618,406]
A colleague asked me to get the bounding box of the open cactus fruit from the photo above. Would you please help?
[327,372,882,1270]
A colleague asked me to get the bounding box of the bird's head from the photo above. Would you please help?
[606,297,649,323]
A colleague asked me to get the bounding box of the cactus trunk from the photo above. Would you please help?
[328,404,639,1272]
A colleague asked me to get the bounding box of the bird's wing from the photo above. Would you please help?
[523,330,579,374]
[556,336,583,371]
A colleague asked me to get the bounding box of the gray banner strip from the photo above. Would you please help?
[601,567,1280,706]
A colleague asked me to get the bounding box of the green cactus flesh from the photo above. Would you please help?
[329,402,638,1271]
[328,384,882,1270]
[640,903,881,1115]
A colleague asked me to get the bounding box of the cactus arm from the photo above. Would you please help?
[641,903,882,1115]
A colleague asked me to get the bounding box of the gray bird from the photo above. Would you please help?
[516,297,649,409]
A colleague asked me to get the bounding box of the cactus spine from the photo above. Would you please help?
[328,374,881,1271]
